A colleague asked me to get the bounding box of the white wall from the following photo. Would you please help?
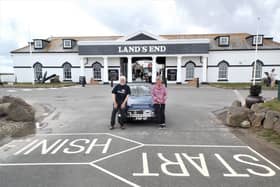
[208,50,280,82]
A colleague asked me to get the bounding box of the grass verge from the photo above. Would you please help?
[261,99,280,113]
[1,82,77,88]
[257,129,280,146]
[209,82,278,90]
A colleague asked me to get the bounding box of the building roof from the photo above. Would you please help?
[11,33,280,53]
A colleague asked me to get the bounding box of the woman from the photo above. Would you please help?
[152,77,167,128]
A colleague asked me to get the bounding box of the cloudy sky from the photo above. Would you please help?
[0,0,280,72]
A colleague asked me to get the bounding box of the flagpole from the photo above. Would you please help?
[28,25,35,85]
[253,17,260,85]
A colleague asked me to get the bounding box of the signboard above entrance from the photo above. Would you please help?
[79,43,209,55]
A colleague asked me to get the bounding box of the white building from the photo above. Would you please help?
[11,31,280,84]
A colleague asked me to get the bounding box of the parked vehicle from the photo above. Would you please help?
[125,83,155,121]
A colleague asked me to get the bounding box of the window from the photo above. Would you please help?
[253,35,263,45]
[252,61,262,79]
[218,62,228,80]
[93,63,102,80]
[63,63,72,80]
[186,63,195,80]
[34,40,43,49]
[34,63,43,81]
[219,36,229,46]
[63,39,72,49]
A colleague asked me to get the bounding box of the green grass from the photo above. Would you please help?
[261,99,280,113]
[209,82,278,90]
[2,82,77,88]
[257,129,280,145]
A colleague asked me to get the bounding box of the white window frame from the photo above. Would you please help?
[93,63,102,80]
[253,35,263,45]
[63,40,72,48]
[63,63,72,80]
[218,62,228,80]
[219,36,229,46]
[252,61,262,79]
[34,63,43,81]
[34,40,43,49]
[186,63,195,80]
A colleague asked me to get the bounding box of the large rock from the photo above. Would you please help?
[250,112,266,127]
[231,100,242,107]
[240,120,251,128]
[7,102,35,122]
[263,110,280,130]
[0,103,11,117]
[251,103,269,113]
[226,107,253,127]
[0,96,35,122]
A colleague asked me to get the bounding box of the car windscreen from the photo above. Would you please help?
[130,85,151,96]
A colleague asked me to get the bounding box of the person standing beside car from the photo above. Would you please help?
[110,76,131,130]
[152,77,167,128]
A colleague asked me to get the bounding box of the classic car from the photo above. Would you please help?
[125,83,155,121]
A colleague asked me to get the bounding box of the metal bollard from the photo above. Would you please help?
[111,79,113,87]
[276,80,280,101]
[196,78,199,88]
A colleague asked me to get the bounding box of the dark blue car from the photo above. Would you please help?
[126,83,155,121]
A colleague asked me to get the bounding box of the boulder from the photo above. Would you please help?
[7,102,35,122]
[273,121,280,134]
[231,100,242,107]
[263,110,280,129]
[240,120,251,128]
[226,107,253,127]
[251,103,269,113]
[0,103,11,117]
[250,112,266,128]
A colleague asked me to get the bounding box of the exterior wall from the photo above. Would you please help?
[12,53,80,82]
[11,50,280,83]
[208,50,280,82]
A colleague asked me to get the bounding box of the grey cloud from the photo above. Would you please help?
[81,0,280,40]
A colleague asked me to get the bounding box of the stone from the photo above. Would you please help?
[263,110,280,129]
[226,106,253,127]
[240,120,251,128]
[273,121,280,134]
[251,103,269,113]
[250,112,266,128]
[0,103,11,117]
[231,100,242,107]
[7,102,35,122]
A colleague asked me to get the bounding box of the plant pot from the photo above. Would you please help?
[250,85,262,96]
[245,95,264,108]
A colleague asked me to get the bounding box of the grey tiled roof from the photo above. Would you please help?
[11,33,280,53]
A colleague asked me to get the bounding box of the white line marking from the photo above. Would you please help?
[91,144,144,164]
[247,146,280,170]
[90,163,141,187]
[0,162,89,166]
[21,89,32,92]
[36,88,46,91]
[35,133,109,136]
[144,144,248,148]
[233,89,245,106]
[49,88,58,90]
[107,133,144,145]
[7,90,16,92]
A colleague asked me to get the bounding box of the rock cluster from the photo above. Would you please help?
[225,100,280,134]
[0,96,35,137]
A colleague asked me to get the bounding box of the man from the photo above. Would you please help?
[110,76,131,130]
[152,77,167,129]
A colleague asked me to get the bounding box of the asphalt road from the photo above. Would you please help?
[0,85,279,187]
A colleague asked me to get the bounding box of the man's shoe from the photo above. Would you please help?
[109,126,115,130]
[120,125,125,130]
